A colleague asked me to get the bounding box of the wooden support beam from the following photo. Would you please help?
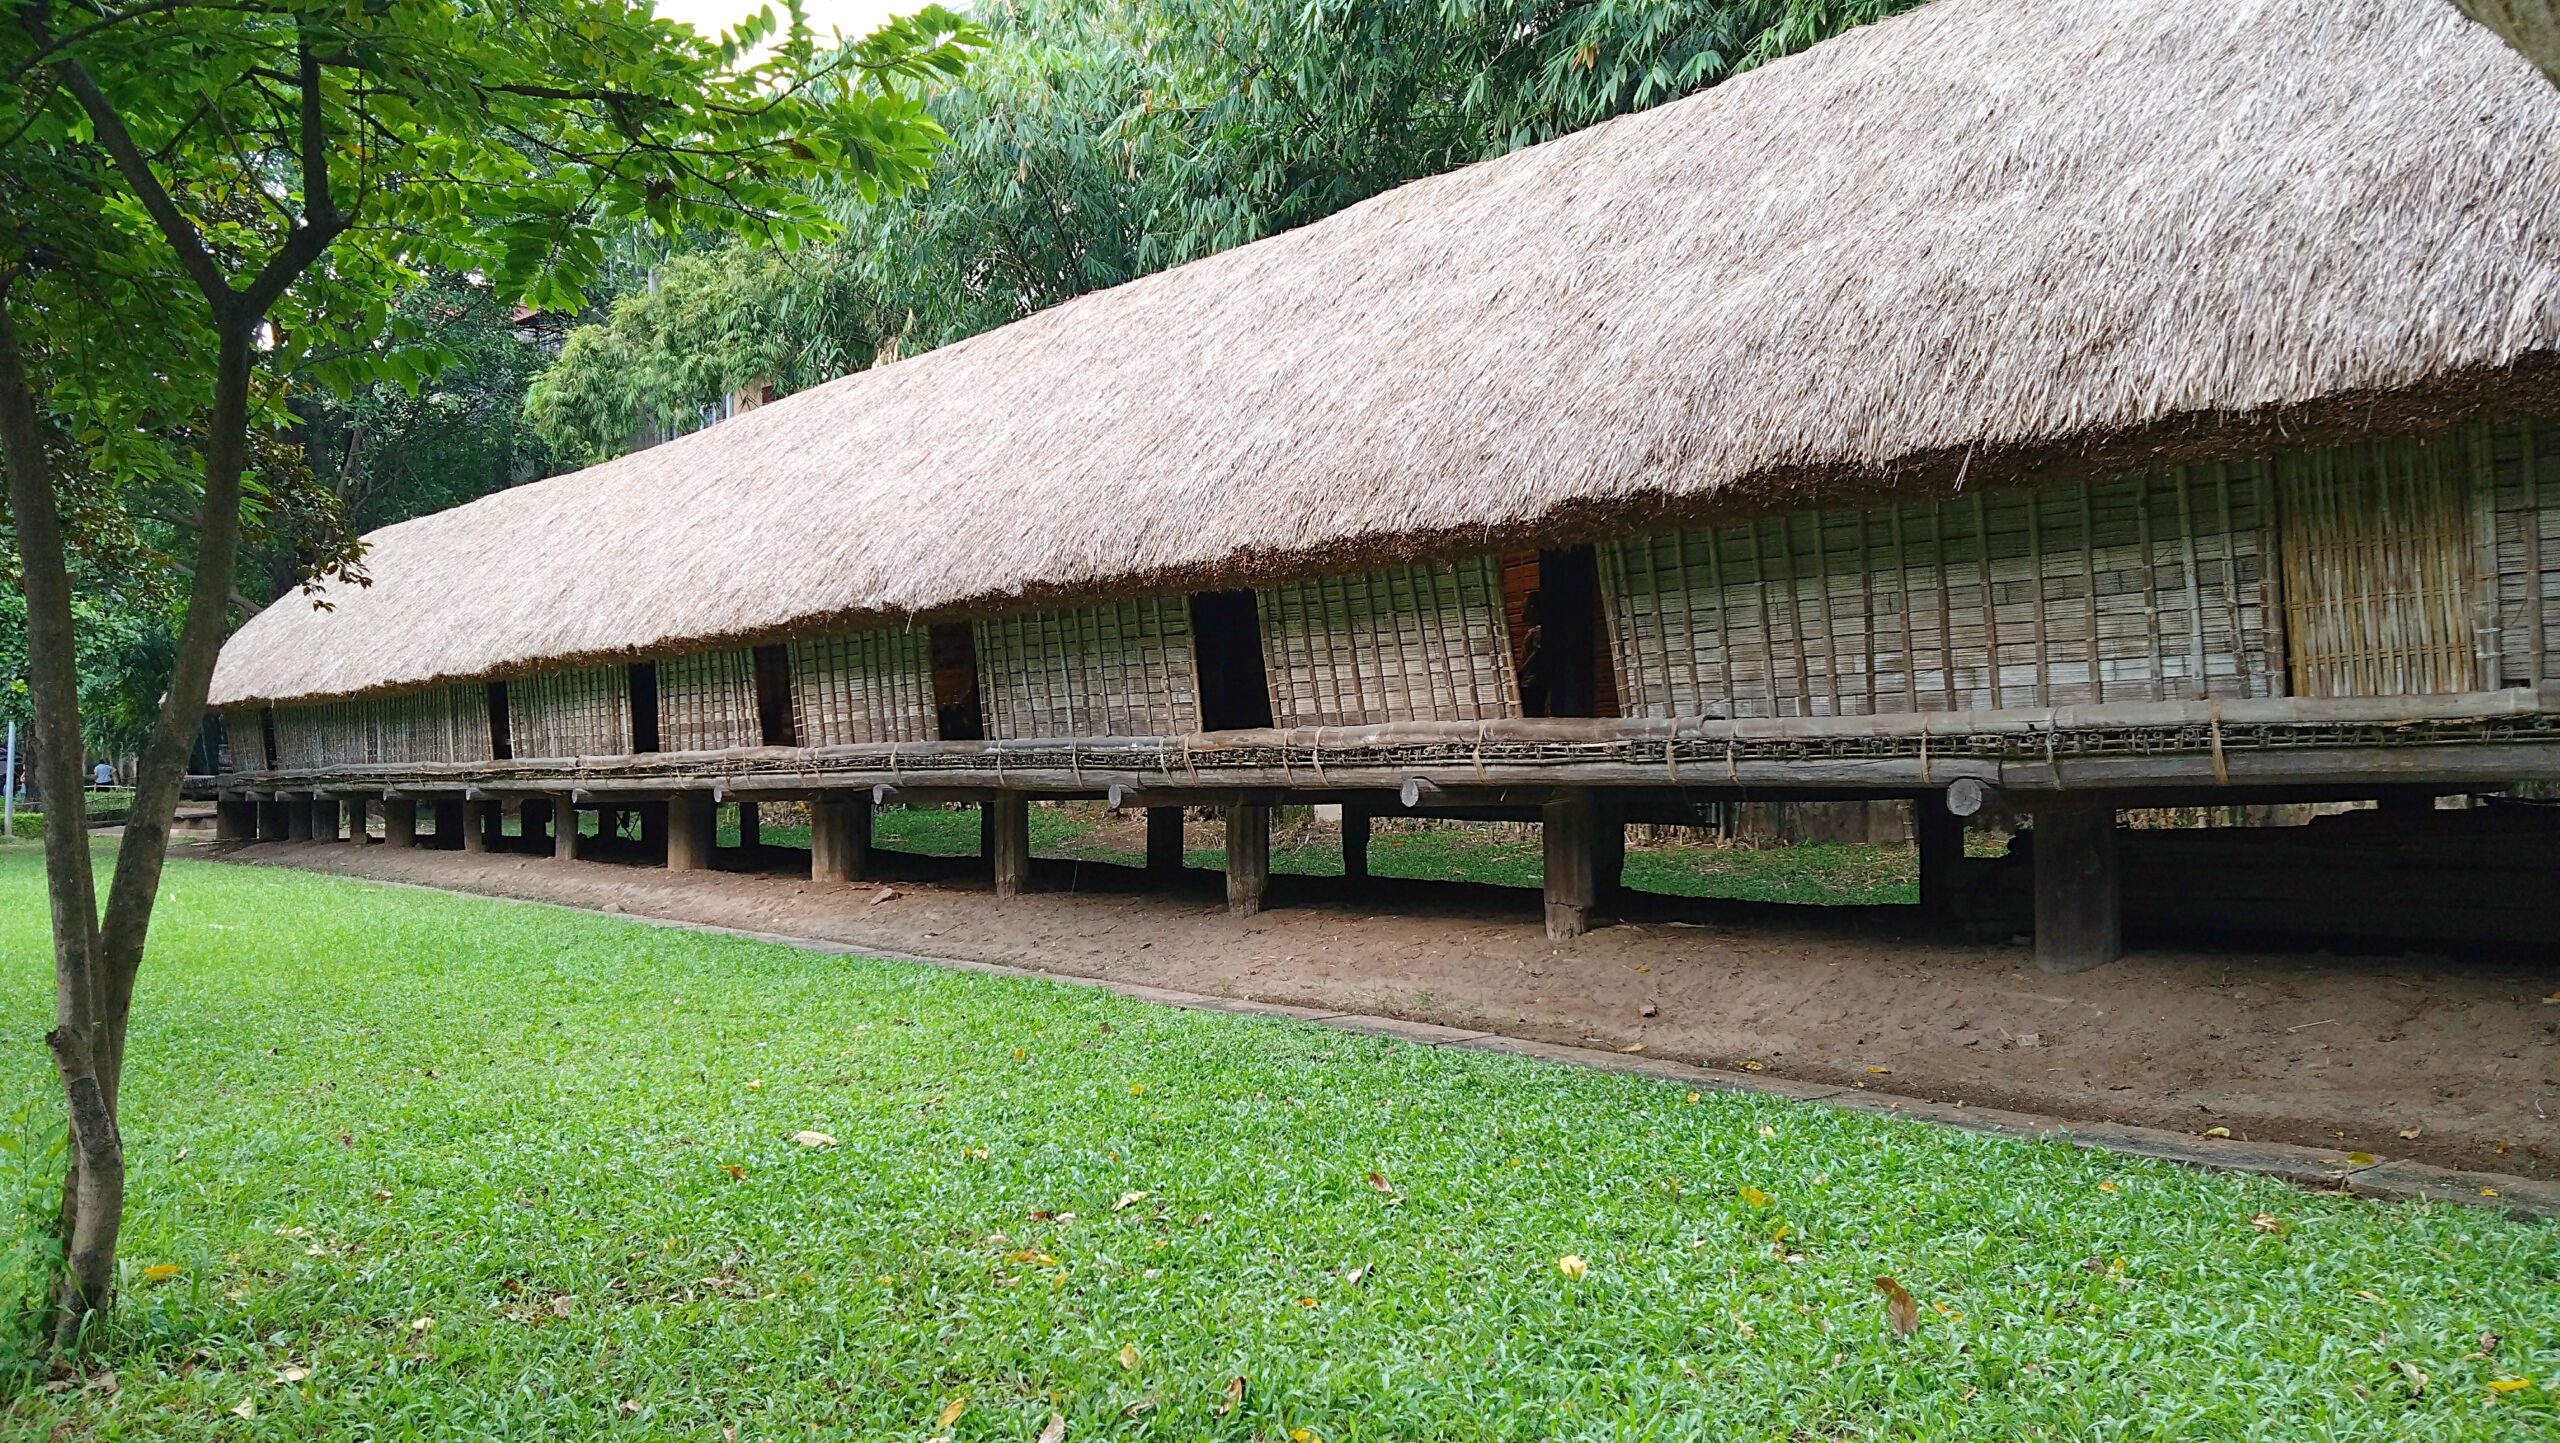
[2032,801,2122,973]
[1542,790,1599,941]
[1340,804,1371,883]
[1225,802,1271,916]
[991,794,1032,898]
[345,796,371,845]
[667,793,714,872]
[1916,793,1966,918]
[1146,805,1185,877]
[553,793,579,861]
[811,795,872,883]
[311,798,341,843]
[216,797,256,842]
[461,800,493,854]
[383,799,417,849]
[736,800,761,853]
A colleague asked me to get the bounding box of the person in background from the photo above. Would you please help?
[91,759,114,788]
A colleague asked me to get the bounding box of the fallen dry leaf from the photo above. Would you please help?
[275,1365,308,1384]
[141,1263,180,1282]
[869,888,902,907]
[720,1164,744,1181]
[1120,1397,1156,1418]
[1217,1375,1247,1415]
[1037,1411,1068,1443]
[1116,1343,1141,1370]
[231,1399,257,1420]
[618,1399,642,1417]
[1556,1254,1589,1279]
[1365,1172,1394,1194]
[1739,1186,1773,1208]
[1619,1043,1646,1054]
[409,1316,433,1332]
[2348,1150,2377,1165]
[1640,1003,1659,1018]
[1113,1190,1151,1212]
[1874,1275,1921,1338]
[2250,1213,2283,1234]
[1865,1066,1893,1075]
[2201,1126,2233,1140]
[743,1080,763,1091]
[1756,1125,1775,1138]
[2487,1377,2533,1393]
[2399,1362,2429,1396]
[938,1396,968,1429]
[2397,1126,2422,1141]
[791,1130,837,1149]
[1739,1059,1767,1073]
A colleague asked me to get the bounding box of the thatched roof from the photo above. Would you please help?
[211,0,2560,708]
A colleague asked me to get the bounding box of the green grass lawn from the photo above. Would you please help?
[5,848,2549,1438]
[724,805,1928,906]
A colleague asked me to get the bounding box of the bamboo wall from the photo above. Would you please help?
[657,648,760,752]
[270,685,493,769]
[1259,557,1520,727]
[509,666,632,759]
[791,628,936,746]
[2278,434,2481,697]
[1600,464,2280,719]
[975,597,1201,739]
[2483,415,2560,690]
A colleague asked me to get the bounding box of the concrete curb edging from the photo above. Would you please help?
[267,863,2555,1222]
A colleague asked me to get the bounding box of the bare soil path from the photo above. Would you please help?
[193,838,2560,1181]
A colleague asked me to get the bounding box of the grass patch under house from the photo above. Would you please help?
[0,846,2552,1439]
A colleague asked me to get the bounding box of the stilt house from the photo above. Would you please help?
[205,0,2560,969]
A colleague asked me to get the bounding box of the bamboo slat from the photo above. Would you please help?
[975,596,1201,739]
[2277,435,2479,698]
[658,649,761,752]
[790,627,936,746]
[1599,463,2278,719]
[1260,557,1519,727]
[509,666,631,759]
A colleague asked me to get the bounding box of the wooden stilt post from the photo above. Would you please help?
[667,792,714,872]
[2032,801,2121,973]
[1542,789,1599,941]
[257,799,289,841]
[216,796,256,841]
[311,797,341,843]
[639,801,669,862]
[346,796,371,845]
[812,795,872,883]
[1146,805,1185,878]
[461,800,492,854]
[284,796,313,841]
[554,794,579,861]
[1225,802,1271,916]
[1340,803,1370,884]
[736,800,761,854]
[383,799,417,849]
[978,801,999,865]
[1916,793,1965,919]
[432,799,464,849]
[991,793,1032,897]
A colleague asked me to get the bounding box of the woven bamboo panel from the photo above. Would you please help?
[2278,434,2481,698]
[1600,465,2277,719]
[657,648,760,752]
[974,597,1200,739]
[2477,414,2560,689]
[508,666,632,759]
[1260,557,1520,726]
[271,699,374,769]
[360,685,494,764]
[790,628,936,745]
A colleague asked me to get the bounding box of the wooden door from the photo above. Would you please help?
[2277,437,2481,697]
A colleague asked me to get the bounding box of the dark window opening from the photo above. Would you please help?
[1188,590,1274,731]
[629,662,661,753]
[487,682,513,760]
[753,645,798,747]
[195,713,231,775]
[1501,546,1622,718]
[259,707,280,770]
[928,623,984,741]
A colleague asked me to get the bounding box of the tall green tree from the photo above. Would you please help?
[0,0,980,1349]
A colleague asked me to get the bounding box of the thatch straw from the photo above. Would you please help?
[211,0,2560,708]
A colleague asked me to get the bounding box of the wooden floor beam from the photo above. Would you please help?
[2033,801,2121,973]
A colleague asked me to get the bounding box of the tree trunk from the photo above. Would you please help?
[0,291,121,1347]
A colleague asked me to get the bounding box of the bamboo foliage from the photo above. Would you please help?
[1260,557,1520,726]
[1600,466,2276,718]
[656,648,761,752]
[509,666,632,759]
[974,597,1200,738]
[790,627,936,745]
[2278,436,2482,698]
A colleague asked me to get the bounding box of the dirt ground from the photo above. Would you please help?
[191,834,2560,1180]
